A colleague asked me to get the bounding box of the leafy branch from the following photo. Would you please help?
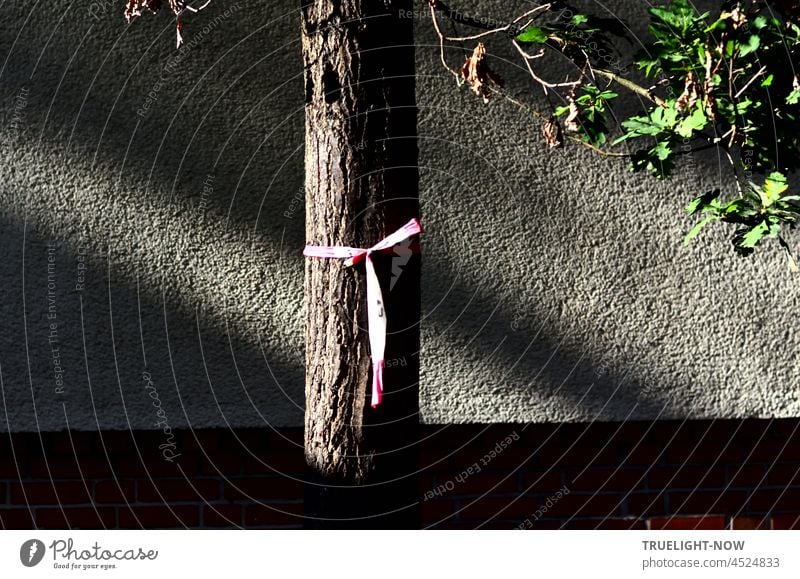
[429,0,800,268]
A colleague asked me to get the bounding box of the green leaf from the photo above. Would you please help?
[760,74,774,88]
[653,140,671,160]
[516,26,548,43]
[676,107,707,138]
[622,117,660,135]
[761,171,788,207]
[685,189,720,215]
[721,198,758,222]
[725,39,735,58]
[739,35,761,57]
[684,215,718,245]
[787,89,800,105]
[734,220,776,254]
[704,17,727,34]
[571,14,589,26]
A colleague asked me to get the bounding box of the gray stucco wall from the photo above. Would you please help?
[0,1,797,431]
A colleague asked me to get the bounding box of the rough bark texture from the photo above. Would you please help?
[301,0,419,527]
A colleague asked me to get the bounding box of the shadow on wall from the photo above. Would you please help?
[0,212,305,433]
[3,0,797,433]
[0,1,307,431]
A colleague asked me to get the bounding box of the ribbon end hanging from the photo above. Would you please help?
[370,359,384,408]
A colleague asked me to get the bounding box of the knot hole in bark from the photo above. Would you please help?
[322,64,342,104]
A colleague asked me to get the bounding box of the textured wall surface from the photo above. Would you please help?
[0,1,797,431]
[415,0,800,423]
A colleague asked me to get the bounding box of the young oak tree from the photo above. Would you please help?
[124,0,800,528]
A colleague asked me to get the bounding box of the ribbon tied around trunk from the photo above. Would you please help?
[303,218,423,408]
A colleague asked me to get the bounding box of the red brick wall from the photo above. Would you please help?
[2,419,799,529]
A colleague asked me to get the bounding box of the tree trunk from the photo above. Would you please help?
[301,0,420,528]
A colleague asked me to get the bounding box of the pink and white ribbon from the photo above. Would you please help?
[303,218,423,408]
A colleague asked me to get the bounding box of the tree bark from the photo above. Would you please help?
[301,0,420,528]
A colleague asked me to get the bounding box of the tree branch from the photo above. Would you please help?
[593,68,668,108]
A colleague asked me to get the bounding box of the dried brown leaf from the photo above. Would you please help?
[125,0,188,49]
[460,43,503,104]
[176,19,185,48]
[542,117,563,149]
[564,100,580,133]
[124,0,163,23]
[676,71,699,112]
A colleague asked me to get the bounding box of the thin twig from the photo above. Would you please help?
[594,68,667,107]
[566,135,630,157]
[429,2,462,82]
[722,147,744,196]
[512,40,581,93]
[734,65,767,99]
[441,4,552,41]
[181,0,212,13]
[485,86,630,157]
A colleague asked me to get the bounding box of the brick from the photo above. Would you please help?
[538,444,618,468]
[114,454,185,477]
[96,431,137,455]
[730,516,768,530]
[450,447,529,471]
[51,431,96,455]
[767,463,800,486]
[472,520,521,529]
[648,515,726,530]
[440,472,519,496]
[118,506,200,528]
[30,457,113,479]
[568,468,647,492]
[0,509,35,529]
[728,464,770,487]
[0,456,24,477]
[773,437,800,462]
[233,430,271,451]
[420,498,456,524]
[36,507,117,529]
[669,491,749,515]
[562,518,646,530]
[243,453,303,474]
[650,466,726,489]
[624,444,667,467]
[137,478,220,502]
[419,447,456,470]
[94,480,136,504]
[537,493,622,518]
[628,492,668,517]
[179,429,222,452]
[749,489,800,512]
[432,520,519,530]
[200,454,243,476]
[771,514,800,529]
[224,477,303,501]
[244,503,303,527]
[521,470,564,493]
[203,505,242,527]
[512,518,564,530]
[10,482,91,505]
[667,442,729,465]
[458,497,540,521]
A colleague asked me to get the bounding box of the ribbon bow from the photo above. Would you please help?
[303,218,423,408]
